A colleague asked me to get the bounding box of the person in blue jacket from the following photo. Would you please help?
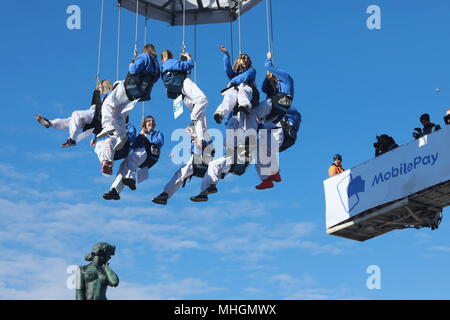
[160,49,208,149]
[247,51,295,132]
[255,107,301,190]
[97,44,160,151]
[103,115,164,200]
[35,80,113,148]
[213,46,257,124]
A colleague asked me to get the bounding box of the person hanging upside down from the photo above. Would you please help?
[255,107,301,190]
[103,116,164,200]
[213,46,258,124]
[35,80,113,148]
[97,44,160,150]
[160,49,208,148]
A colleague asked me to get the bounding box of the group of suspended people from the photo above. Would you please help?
[35,43,301,204]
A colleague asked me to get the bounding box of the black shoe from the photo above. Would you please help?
[122,178,136,191]
[190,193,208,202]
[35,114,51,128]
[103,188,120,200]
[61,138,76,148]
[206,184,218,194]
[237,105,250,115]
[214,113,223,124]
[152,192,169,205]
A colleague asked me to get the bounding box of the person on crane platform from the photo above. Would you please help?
[35,80,113,148]
[328,154,345,177]
[412,113,441,139]
[97,44,160,151]
[445,109,450,125]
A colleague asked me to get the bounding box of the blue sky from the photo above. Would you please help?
[1,0,450,299]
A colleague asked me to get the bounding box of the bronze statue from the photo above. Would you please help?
[76,242,119,300]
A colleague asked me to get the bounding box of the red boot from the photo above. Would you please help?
[101,161,113,175]
[268,172,282,182]
[255,179,274,190]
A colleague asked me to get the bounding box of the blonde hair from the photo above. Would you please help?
[161,50,173,61]
[100,80,113,94]
[232,53,252,73]
[143,44,157,57]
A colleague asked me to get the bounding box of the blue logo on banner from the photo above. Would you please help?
[337,174,366,213]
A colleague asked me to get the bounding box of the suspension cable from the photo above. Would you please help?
[134,0,140,59]
[96,0,105,84]
[116,0,122,81]
[269,0,275,61]
[229,14,234,63]
[194,17,197,82]
[182,0,186,53]
[142,6,149,121]
[237,0,242,55]
[265,0,271,53]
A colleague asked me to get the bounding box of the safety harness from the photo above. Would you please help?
[124,53,159,101]
[162,70,188,99]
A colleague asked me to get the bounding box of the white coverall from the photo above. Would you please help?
[49,106,95,141]
[182,77,208,142]
[255,122,284,181]
[110,148,148,194]
[101,81,137,137]
[215,84,253,119]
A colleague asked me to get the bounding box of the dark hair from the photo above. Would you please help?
[420,113,430,122]
[141,115,155,129]
[161,50,173,61]
[334,154,342,161]
[142,44,157,57]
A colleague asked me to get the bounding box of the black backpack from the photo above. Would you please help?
[162,71,187,99]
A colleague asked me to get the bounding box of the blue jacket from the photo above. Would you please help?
[285,107,301,131]
[132,130,164,150]
[161,58,195,75]
[129,53,160,82]
[262,59,294,98]
[223,53,256,85]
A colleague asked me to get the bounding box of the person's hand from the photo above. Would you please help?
[219,46,228,54]
[267,51,272,60]
[181,52,191,60]
[90,138,97,147]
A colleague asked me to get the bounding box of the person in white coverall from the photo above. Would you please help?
[35,80,113,148]
[103,116,164,200]
[160,49,208,147]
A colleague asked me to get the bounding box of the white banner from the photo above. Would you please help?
[324,126,450,229]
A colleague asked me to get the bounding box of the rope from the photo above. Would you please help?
[116,0,122,81]
[142,7,149,121]
[269,0,275,61]
[134,0,139,59]
[229,14,234,63]
[265,0,271,53]
[96,0,105,83]
[182,0,186,53]
[237,0,242,55]
[194,18,197,82]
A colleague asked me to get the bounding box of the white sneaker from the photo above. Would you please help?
[97,126,116,139]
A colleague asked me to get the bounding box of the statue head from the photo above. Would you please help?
[85,242,116,265]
